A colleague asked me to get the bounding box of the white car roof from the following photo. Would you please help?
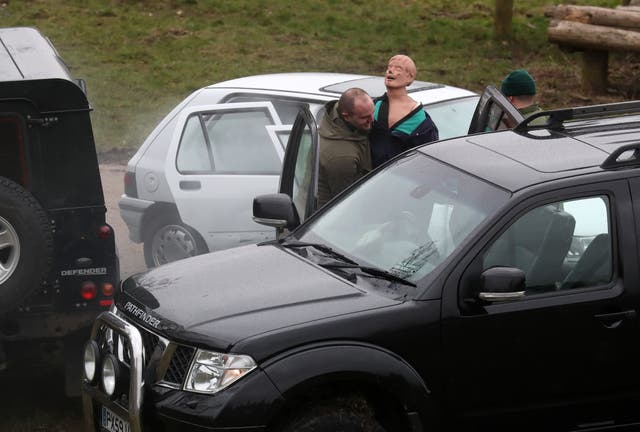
[208,72,476,104]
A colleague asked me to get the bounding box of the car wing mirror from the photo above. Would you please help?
[253,193,300,229]
[478,266,526,302]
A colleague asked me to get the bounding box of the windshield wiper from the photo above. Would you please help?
[279,239,358,265]
[321,262,417,287]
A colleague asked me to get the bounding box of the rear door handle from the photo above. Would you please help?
[179,180,201,190]
[594,310,637,329]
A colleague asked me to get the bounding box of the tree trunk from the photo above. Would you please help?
[548,20,640,52]
[546,5,640,29]
[495,0,514,40]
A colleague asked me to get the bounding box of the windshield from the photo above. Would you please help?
[296,153,509,284]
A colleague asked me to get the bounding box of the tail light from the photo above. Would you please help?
[81,281,97,300]
[98,225,112,239]
[102,283,114,296]
[124,169,138,198]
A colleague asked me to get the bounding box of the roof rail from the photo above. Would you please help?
[514,100,640,133]
[601,143,640,170]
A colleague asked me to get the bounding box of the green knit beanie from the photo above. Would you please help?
[501,69,536,96]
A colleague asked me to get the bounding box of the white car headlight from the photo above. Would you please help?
[185,349,256,394]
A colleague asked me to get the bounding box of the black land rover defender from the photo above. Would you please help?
[0,27,119,393]
[83,101,640,431]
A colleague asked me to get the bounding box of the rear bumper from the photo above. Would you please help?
[118,195,154,243]
[0,309,107,340]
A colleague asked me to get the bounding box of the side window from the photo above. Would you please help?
[0,115,25,186]
[176,115,212,173]
[224,95,308,124]
[487,101,517,131]
[176,108,281,175]
[292,125,313,220]
[483,196,612,292]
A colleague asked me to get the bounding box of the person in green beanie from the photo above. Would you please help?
[500,69,543,118]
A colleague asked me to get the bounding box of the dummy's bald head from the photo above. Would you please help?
[388,54,416,84]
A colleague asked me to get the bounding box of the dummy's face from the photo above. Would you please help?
[344,96,374,132]
[384,56,415,89]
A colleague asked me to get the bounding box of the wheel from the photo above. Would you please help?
[0,177,53,313]
[143,213,208,268]
[278,399,387,432]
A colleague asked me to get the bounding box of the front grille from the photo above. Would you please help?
[121,325,161,368]
[164,345,196,386]
[108,309,196,387]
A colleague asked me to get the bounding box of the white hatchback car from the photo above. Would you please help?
[119,72,479,267]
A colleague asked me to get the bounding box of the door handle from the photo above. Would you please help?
[594,310,637,329]
[179,180,201,190]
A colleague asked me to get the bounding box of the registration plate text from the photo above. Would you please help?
[101,406,130,432]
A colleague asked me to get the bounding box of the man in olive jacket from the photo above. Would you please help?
[317,88,374,208]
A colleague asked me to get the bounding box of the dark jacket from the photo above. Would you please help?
[317,100,371,208]
[370,94,439,168]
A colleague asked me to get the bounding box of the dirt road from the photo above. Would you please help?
[100,163,147,279]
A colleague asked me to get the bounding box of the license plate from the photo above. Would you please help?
[101,406,130,432]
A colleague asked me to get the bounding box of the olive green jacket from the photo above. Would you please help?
[317,100,371,208]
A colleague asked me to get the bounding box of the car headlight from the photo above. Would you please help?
[83,341,101,383]
[101,353,120,396]
[185,349,256,394]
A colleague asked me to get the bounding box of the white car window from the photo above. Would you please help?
[426,96,479,139]
[176,115,212,172]
[176,108,282,175]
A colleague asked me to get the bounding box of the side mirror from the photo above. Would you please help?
[478,266,525,302]
[253,193,300,229]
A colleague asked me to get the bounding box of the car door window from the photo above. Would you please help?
[292,124,313,221]
[468,85,524,134]
[223,94,310,124]
[176,108,281,175]
[483,196,612,293]
[176,115,213,173]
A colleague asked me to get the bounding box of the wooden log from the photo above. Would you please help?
[546,5,640,29]
[617,6,640,13]
[548,20,640,52]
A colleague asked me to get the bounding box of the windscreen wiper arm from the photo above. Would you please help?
[321,262,417,287]
[279,239,359,265]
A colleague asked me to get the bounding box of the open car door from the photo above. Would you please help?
[277,104,321,224]
[468,85,524,134]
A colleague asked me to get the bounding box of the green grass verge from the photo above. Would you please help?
[0,0,630,157]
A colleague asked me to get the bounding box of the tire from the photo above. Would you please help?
[0,177,54,314]
[279,399,387,432]
[143,213,208,268]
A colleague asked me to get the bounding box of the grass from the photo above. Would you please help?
[0,0,633,159]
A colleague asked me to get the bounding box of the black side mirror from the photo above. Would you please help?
[253,193,300,229]
[478,266,526,302]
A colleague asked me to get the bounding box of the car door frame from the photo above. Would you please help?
[467,85,524,134]
[439,179,640,428]
[278,104,320,223]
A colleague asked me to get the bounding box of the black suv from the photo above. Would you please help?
[82,100,640,431]
[0,27,119,393]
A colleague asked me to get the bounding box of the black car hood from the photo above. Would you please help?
[119,244,399,351]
